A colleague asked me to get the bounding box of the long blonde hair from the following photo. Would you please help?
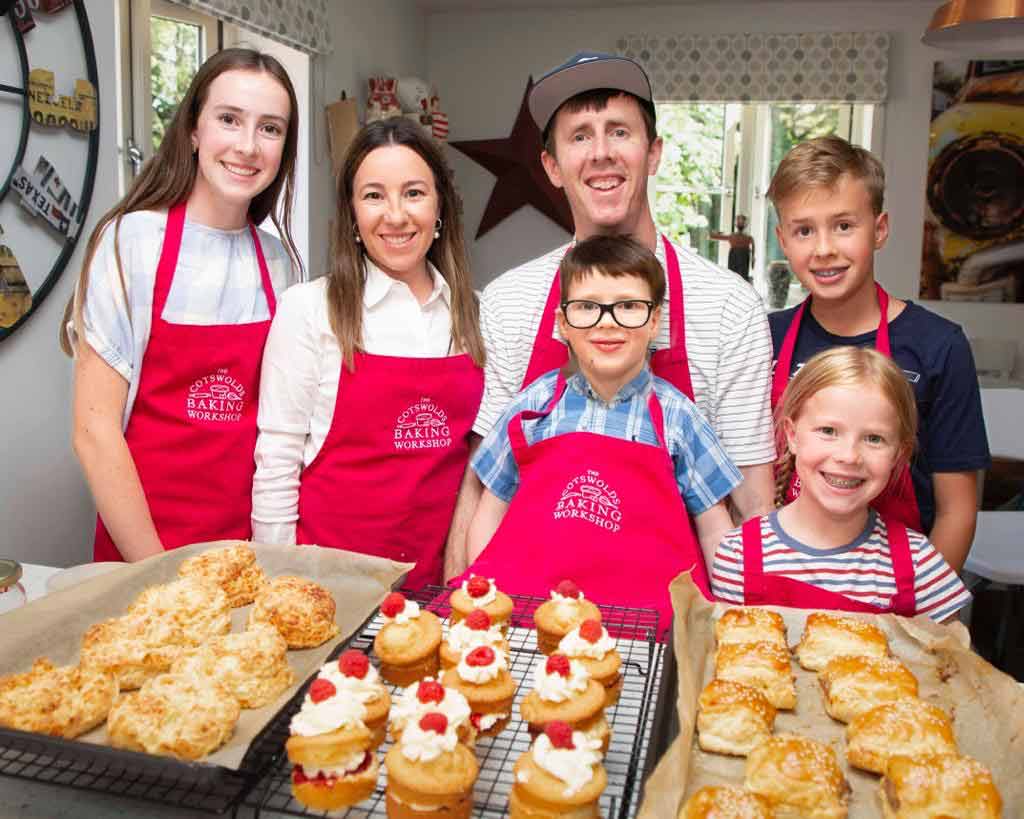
[773,346,917,508]
[327,117,484,370]
[59,48,303,355]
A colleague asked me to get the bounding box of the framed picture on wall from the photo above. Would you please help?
[920,59,1024,304]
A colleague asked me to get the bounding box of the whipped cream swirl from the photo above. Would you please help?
[316,662,383,702]
[456,649,508,684]
[549,590,583,621]
[533,657,590,702]
[399,719,458,762]
[445,619,504,654]
[381,598,422,625]
[289,692,366,737]
[460,577,497,607]
[391,678,471,730]
[558,625,615,659]
[532,732,602,796]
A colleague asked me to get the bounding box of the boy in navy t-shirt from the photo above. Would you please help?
[766,135,989,571]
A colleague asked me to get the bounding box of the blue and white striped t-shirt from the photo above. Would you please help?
[711,510,971,622]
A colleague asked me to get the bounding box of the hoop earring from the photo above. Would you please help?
[434,217,442,239]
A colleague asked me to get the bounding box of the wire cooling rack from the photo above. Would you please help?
[250,586,664,818]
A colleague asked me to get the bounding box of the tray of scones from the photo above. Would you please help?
[0,541,409,812]
[252,577,665,818]
[638,574,1024,818]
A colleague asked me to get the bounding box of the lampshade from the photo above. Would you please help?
[923,0,1024,48]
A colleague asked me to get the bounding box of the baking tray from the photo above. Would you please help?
[249,586,665,818]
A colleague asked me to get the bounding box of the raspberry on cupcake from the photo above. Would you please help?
[440,608,510,670]
[519,653,609,753]
[510,721,606,818]
[372,592,442,686]
[533,580,601,655]
[449,575,514,633]
[314,649,391,747]
[285,676,380,811]
[557,618,623,707]
[441,645,516,738]
[385,711,478,819]
[389,677,474,747]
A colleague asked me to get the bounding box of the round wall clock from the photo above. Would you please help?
[0,0,99,342]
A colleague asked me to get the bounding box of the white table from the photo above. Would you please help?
[964,512,1023,669]
[20,563,60,603]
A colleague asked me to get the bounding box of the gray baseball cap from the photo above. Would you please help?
[528,51,654,134]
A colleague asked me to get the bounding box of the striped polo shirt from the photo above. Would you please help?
[711,511,971,622]
[473,235,776,467]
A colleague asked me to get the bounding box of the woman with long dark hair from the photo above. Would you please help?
[252,117,484,588]
[63,48,303,561]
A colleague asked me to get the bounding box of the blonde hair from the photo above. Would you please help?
[773,346,917,508]
[766,135,886,217]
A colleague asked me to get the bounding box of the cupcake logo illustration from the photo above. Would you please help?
[185,368,245,423]
[553,470,623,532]
[393,397,452,451]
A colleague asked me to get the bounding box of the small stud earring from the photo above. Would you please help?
[433,217,442,239]
[354,232,362,244]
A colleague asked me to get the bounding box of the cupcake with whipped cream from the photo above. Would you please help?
[449,575,514,633]
[372,592,442,686]
[519,653,609,753]
[510,721,606,818]
[533,580,602,655]
[441,645,516,738]
[314,649,391,747]
[285,676,380,811]
[385,710,478,819]
[557,618,623,707]
[440,608,510,670]
[389,677,475,746]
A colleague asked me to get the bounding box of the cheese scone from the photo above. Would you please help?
[108,672,240,760]
[128,576,231,646]
[0,658,116,739]
[79,612,188,690]
[846,698,957,774]
[715,607,788,650]
[177,543,268,607]
[697,678,776,757]
[818,654,918,723]
[879,754,1002,819]
[795,612,888,672]
[171,623,294,709]
[678,785,773,819]
[714,641,796,710]
[248,575,339,649]
[745,734,850,819]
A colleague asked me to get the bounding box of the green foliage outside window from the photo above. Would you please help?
[150,16,202,152]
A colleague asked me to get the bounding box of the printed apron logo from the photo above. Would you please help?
[393,397,452,451]
[553,470,623,532]
[186,369,245,423]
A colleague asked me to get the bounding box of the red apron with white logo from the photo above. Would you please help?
[521,235,695,400]
[93,202,276,560]
[740,514,916,614]
[461,372,710,636]
[772,284,923,532]
[296,351,483,590]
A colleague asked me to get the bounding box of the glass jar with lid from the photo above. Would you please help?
[0,559,27,614]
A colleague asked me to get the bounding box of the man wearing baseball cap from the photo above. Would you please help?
[444,51,775,580]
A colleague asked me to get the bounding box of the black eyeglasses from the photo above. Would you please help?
[561,299,656,329]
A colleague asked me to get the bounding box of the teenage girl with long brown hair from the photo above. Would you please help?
[62,48,303,561]
[252,116,484,588]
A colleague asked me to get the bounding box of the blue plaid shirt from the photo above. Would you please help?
[470,368,742,515]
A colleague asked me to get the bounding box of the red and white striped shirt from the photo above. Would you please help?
[711,512,970,622]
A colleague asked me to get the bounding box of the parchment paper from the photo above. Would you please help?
[639,572,1024,817]
[0,540,412,770]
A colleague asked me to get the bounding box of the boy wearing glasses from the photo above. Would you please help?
[460,236,738,626]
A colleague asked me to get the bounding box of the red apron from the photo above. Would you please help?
[772,284,923,532]
[521,235,695,400]
[740,514,916,615]
[462,372,710,636]
[295,351,483,590]
[93,202,276,560]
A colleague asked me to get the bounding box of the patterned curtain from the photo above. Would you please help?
[616,32,890,102]
[165,0,332,55]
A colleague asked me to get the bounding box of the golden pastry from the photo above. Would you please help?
[247,575,339,649]
[0,658,116,739]
[879,754,1002,819]
[79,612,187,690]
[714,641,796,710]
[818,654,918,723]
[697,678,776,757]
[846,698,957,775]
[745,734,850,819]
[176,543,268,607]
[795,612,887,672]
[679,785,774,819]
[715,607,788,650]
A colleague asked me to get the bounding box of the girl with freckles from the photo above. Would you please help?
[252,118,484,588]
[63,49,302,562]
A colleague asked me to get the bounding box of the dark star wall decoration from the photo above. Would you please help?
[450,78,573,239]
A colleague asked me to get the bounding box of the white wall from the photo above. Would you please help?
[426,1,1024,351]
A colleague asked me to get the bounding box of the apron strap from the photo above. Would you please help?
[152,202,187,321]
[647,387,668,450]
[874,282,891,356]
[509,371,569,459]
[662,235,686,352]
[771,298,807,410]
[248,221,277,317]
[741,516,767,605]
[520,265,567,389]
[882,514,916,601]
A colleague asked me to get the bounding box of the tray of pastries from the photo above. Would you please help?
[639,574,1024,818]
